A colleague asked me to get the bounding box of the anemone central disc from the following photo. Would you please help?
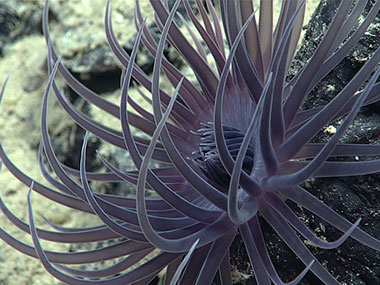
[193,122,254,189]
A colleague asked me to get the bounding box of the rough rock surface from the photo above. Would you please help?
[0,1,154,284]
[0,0,44,56]
[293,0,380,283]
[230,0,380,284]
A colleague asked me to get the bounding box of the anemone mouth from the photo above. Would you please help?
[192,122,254,189]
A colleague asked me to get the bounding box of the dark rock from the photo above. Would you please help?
[228,0,380,284]
[248,0,380,284]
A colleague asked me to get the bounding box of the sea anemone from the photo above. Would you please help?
[1,0,380,283]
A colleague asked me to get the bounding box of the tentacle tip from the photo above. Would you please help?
[27,181,35,200]
[354,217,362,226]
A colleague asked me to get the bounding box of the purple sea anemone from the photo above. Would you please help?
[1,0,380,283]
